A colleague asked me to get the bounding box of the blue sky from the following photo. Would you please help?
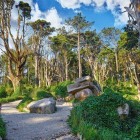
[29,0,129,32]
[10,0,130,33]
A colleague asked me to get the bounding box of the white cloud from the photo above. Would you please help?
[57,0,80,9]
[45,8,63,28]
[57,0,130,26]
[11,1,63,28]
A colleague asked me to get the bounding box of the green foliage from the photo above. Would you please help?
[28,19,55,36]
[66,13,93,32]
[0,86,7,98]
[21,85,33,97]
[68,91,140,140]
[0,117,6,139]
[103,81,137,97]
[18,1,31,19]
[118,26,138,50]
[12,87,21,97]
[32,89,53,100]
[17,96,33,112]
[5,86,14,96]
[50,81,73,98]
[0,96,23,103]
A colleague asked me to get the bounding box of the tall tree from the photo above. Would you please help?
[17,1,31,40]
[66,13,93,78]
[82,30,101,79]
[29,20,54,87]
[100,27,121,82]
[0,0,31,91]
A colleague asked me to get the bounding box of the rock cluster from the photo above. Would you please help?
[67,76,101,101]
[27,98,56,114]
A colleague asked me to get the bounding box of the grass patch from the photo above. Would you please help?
[0,116,6,139]
[16,96,33,112]
[0,96,23,104]
[50,81,73,98]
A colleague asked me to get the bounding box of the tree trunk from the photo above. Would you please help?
[65,56,68,81]
[115,51,119,73]
[35,54,39,87]
[78,31,82,78]
[137,83,140,99]
[11,77,20,92]
[7,59,21,92]
[133,63,140,99]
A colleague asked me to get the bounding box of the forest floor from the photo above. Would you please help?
[1,100,79,140]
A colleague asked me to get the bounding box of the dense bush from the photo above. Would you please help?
[21,85,33,97]
[50,81,73,98]
[68,91,140,140]
[0,86,7,98]
[17,96,33,112]
[0,117,6,139]
[32,89,53,100]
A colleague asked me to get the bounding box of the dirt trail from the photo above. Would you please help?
[1,100,78,140]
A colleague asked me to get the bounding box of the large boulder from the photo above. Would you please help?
[75,88,93,101]
[27,98,56,114]
[67,81,100,95]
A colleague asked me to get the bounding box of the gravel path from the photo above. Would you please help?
[1,100,78,140]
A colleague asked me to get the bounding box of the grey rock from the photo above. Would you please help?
[67,81,100,95]
[75,88,93,101]
[117,103,129,119]
[75,76,91,83]
[0,136,2,140]
[27,98,56,114]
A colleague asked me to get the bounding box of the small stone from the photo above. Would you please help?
[117,103,129,119]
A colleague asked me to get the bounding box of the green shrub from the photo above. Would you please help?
[0,96,23,103]
[0,117,6,139]
[32,89,53,100]
[17,96,33,112]
[103,81,137,97]
[0,86,7,98]
[68,91,140,140]
[6,86,14,96]
[51,81,73,98]
[21,85,33,97]
[12,87,21,97]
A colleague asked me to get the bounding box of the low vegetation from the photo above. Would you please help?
[50,81,73,98]
[68,89,140,140]
[16,96,33,112]
[0,117,6,139]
